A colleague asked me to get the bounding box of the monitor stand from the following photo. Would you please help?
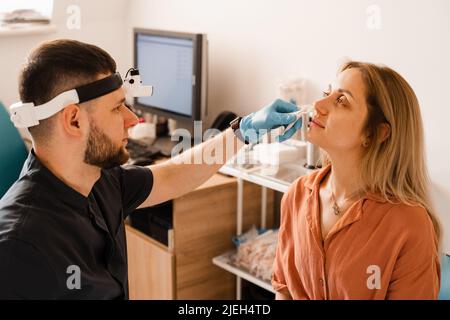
[153,135,193,157]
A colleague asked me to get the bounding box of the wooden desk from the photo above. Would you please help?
[126,172,274,299]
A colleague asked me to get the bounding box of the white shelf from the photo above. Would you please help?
[212,250,276,294]
[0,24,57,37]
[219,164,290,193]
[219,160,314,194]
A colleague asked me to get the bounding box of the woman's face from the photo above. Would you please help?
[307,68,369,154]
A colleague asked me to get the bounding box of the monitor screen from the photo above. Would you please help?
[135,31,198,118]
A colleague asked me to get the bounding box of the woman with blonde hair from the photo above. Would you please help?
[272,61,441,299]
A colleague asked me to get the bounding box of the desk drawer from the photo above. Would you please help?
[126,225,174,299]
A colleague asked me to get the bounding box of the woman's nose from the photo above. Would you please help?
[313,98,328,115]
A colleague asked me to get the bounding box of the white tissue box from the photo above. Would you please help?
[252,142,306,165]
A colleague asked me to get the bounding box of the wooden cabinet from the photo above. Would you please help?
[126,225,174,299]
[126,173,273,299]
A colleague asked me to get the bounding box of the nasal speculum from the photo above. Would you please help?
[283,104,316,134]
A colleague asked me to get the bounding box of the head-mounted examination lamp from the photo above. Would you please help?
[9,68,153,128]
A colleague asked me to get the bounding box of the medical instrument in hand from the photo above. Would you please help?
[282,104,315,135]
[280,104,321,168]
[9,69,153,128]
[236,99,299,145]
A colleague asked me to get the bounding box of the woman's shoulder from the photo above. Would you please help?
[385,201,428,220]
[285,165,330,197]
[283,174,309,203]
[281,166,329,215]
[381,201,434,236]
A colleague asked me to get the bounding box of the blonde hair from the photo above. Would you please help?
[320,61,441,242]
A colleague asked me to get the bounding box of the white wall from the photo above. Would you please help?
[1,0,449,253]
[127,0,450,253]
[0,0,129,108]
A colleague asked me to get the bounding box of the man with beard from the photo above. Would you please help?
[0,40,301,299]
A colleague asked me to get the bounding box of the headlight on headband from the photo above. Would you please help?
[123,68,153,98]
[9,69,153,128]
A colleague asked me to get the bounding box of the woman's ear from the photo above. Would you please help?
[377,122,391,143]
[362,132,371,147]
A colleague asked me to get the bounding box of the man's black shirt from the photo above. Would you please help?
[0,150,153,299]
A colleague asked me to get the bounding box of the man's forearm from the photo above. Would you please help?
[142,128,245,207]
[165,127,245,195]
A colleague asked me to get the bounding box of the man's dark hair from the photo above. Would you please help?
[19,39,117,143]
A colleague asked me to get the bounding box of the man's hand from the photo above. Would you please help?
[240,99,303,143]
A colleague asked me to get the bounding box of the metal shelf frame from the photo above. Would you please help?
[215,154,314,299]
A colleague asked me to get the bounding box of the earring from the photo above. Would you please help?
[363,140,369,147]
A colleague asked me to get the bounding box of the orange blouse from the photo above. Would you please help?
[272,164,440,299]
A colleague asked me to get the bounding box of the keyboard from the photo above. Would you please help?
[152,135,184,157]
[126,138,161,159]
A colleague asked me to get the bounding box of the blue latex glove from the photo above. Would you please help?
[240,99,303,143]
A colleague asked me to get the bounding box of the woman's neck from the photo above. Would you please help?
[326,152,364,202]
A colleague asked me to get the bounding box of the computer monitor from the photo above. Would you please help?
[132,28,208,137]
